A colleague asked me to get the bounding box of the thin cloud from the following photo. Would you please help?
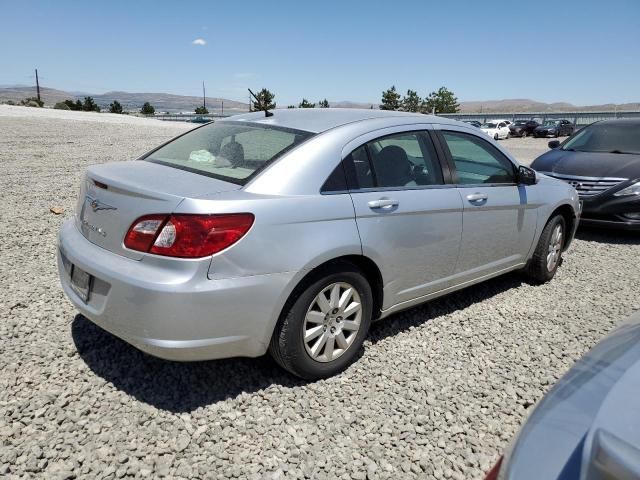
[192,38,207,46]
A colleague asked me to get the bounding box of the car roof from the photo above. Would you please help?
[221,108,457,134]
[594,118,640,126]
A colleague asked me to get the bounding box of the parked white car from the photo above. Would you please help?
[481,121,510,140]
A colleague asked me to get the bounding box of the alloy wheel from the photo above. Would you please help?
[303,282,362,362]
[546,224,563,271]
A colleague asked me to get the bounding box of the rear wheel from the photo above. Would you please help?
[494,133,499,140]
[525,215,566,283]
[269,263,373,379]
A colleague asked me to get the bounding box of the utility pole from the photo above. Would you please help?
[221,100,224,116]
[35,68,41,103]
[202,81,206,110]
[249,92,252,112]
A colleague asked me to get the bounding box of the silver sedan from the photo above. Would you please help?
[58,109,581,379]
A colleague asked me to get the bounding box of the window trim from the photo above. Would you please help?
[341,129,447,192]
[435,129,519,187]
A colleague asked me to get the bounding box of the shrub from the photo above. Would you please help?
[194,106,208,114]
[109,100,123,114]
[82,97,100,112]
[54,102,71,110]
[140,102,155,115]
[21,97,44,107]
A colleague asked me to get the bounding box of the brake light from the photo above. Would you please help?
[484,456,503,480]
[124,213,254,258]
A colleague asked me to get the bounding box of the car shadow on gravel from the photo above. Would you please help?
[71,315,313,413]
[368,272,525,344]
[576,227,640,245]
[72,272,524,412]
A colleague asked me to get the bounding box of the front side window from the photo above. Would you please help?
[145,122,313,184]
[441,131,516,184]
[344,132,443,189]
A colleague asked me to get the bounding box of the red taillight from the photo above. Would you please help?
[484,456,503,480]
[124,213,254,258]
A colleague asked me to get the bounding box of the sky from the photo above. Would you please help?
[1,0,639,106]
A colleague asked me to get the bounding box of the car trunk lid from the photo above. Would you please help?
[75,160,241,260]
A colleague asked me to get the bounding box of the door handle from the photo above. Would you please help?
[466,193,488,204]
[368,198,399,210]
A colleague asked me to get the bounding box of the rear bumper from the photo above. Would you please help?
[58,219,296,361]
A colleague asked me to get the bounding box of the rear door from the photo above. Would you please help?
[435,127,537,281]
[344,127,463,309]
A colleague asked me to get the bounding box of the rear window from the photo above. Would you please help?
[144,121,313,185]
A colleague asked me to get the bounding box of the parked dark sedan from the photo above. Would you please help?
[509,119,539,137]
[531,119,640,229]
[533,119,574,138]
[485,310,640,480]
[462,120,482,128]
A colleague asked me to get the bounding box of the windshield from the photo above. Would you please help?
[482,123,497,128]
[543,120,559,126]
[562,122,640,154]
[145,122,313,184]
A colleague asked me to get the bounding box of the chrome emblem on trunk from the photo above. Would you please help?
[87,196,117,212]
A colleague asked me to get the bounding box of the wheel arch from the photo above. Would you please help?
[276,255,384,333]
[550,203,578,250]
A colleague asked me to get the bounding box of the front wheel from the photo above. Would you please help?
[525,215,566,283]
[494,133,499,140]
[269,263,373,379]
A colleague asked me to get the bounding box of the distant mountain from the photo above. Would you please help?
[458,98,640,113]
[0,86,75,105]
[1,86,637,113]
[0,86,249,113]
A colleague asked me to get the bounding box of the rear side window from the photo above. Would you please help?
[145,122,313,185]
[344,132,443,189]
[441,131,516,184]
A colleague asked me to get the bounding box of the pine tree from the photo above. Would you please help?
[421,87,460,114]
[109,100,123,114]
[401,89,422,112]
[252,88,276,111]
[380,86,401,111]
[298,98,315,108]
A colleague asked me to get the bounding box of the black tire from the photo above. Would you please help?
[494,133,499,140]
[525,214,566,283]
[269,262,373,380]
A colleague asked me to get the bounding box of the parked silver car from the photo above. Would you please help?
[485,310,640,480]
[58,109,580,379]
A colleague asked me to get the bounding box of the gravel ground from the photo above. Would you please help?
[1,109,639,480]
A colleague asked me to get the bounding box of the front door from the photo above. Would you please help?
[344,129,463,309]
[437,129,538,281]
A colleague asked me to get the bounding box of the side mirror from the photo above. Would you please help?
[548,140,561,149]
[518,165,537,185]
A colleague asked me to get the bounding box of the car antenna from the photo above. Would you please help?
[248,88,273,117]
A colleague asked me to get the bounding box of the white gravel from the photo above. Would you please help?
[1,110,639,480]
